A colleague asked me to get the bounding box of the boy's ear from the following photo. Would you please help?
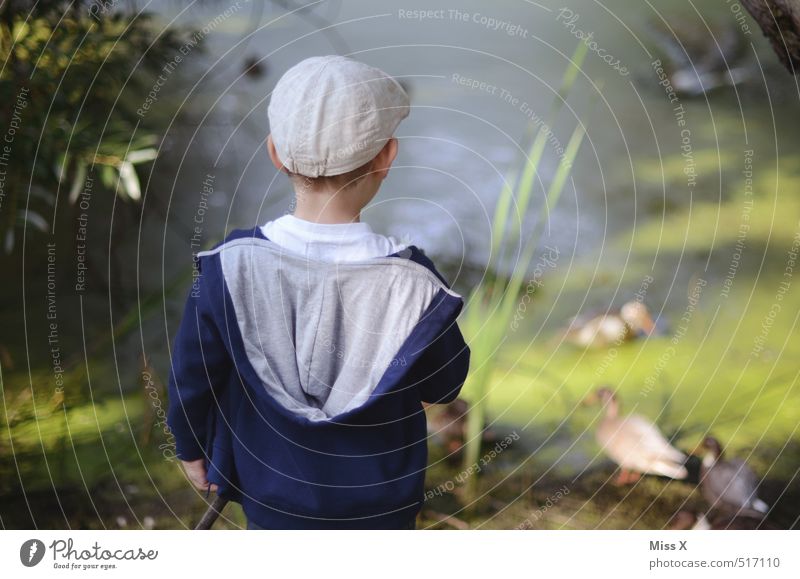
[373,138,398,180]
[267,135,288,173]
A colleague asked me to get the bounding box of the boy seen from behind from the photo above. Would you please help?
[167,55,470,529]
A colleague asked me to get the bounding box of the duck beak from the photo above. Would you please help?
[581,392,598,406]
[689,441,705,456]
[639,314,656,335]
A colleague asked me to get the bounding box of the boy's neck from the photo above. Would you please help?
[291,185,372,225]
[292,205,361,225]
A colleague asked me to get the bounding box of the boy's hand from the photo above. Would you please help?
[181,458,218,493]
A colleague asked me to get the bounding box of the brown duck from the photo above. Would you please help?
[588,387,688,484]
[565,301,656,348]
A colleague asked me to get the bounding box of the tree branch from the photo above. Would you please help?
[742,0,800,73]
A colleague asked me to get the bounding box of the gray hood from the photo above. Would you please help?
[198,238,460,421]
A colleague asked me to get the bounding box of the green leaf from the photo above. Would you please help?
[18,210,49,232]
[54,152,70,183]
[4,229,14,254]
[68,163,88,204]
[126,148,158,164]
[100,165,116,188]
[118,161,141,201]
[12,21,30,44]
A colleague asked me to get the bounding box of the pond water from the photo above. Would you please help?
[144,0,800,289]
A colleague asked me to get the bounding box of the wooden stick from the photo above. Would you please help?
[195,495,228,530]
[425,510,470,530]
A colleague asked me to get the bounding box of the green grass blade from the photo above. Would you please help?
[498,41,589,261]
[459,43,590,503]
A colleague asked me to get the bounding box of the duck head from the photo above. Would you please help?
[584,386,620,418]
[620,301,656,335]
[700,436,723,467]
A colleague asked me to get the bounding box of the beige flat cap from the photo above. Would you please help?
[267,55,410,178]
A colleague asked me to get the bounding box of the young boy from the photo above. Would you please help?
[167,55,470,529]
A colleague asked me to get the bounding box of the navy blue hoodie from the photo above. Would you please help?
[167,228,470,529]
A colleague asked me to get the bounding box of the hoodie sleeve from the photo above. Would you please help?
[167,260,232,461]
[415,319,470,404]
[402,247,471,404]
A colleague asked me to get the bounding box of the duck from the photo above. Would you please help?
[669,510,711,530]
[587,387,688,484]
[425,398,469,454]
[564,301,656,348]
[699,436,769,517]
[242,55,266,79]
[645,18,755,97]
